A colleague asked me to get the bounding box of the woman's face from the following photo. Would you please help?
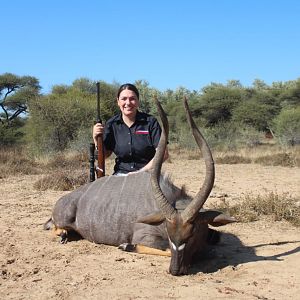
[117,89,139,118]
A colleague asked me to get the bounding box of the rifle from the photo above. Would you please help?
[89,142,96,182]
[89,82,105,182]
[95,82,105,178]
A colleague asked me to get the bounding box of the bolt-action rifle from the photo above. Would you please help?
[89,82,105,182]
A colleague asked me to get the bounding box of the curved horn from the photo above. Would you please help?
[151,96,177,219]
[181,97,215,223]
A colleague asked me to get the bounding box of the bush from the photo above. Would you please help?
[203,123,262,151]
[0,123,24,146]
[25,92,96,154]
[273,107,300,146]
[212,192,300,226]
[67,127,93,153]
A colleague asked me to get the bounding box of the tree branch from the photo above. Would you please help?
[0,102,10,122]
[8,104,28,121]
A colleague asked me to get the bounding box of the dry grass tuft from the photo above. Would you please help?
[168,143,300,167]
[212,192,300,227]
[253,152,296,167]
[45,152,89,170]
[0,148,41,178]
[168,144,201,160]
[0,147,116,190]
[33,151,90,190]
[214,144,300,167]
[215,155,251,164]
[34,169,88,191]
[0,148,90,189]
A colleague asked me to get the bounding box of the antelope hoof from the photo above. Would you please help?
[118,243,136,252]
[60,232,68,244]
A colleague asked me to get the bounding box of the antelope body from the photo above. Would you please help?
[47,172,185,246]
[45,98,235,276]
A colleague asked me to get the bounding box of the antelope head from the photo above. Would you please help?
[148,97,235,276]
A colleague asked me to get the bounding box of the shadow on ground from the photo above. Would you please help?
[190,231,300,274]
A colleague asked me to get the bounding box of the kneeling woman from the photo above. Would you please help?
[93,83,168,176]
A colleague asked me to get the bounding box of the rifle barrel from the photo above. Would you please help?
[96,82,101,123]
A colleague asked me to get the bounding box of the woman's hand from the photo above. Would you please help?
[93,123,104,145]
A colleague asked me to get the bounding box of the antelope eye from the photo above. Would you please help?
[178,243,186,251]
[170,241,186,251]
[170,241,176,251]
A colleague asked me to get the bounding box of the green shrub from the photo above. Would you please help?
[273,107,300,146]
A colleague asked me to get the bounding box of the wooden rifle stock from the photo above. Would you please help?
[96,82,105,178]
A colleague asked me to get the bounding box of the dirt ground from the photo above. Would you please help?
[0,159,299,300]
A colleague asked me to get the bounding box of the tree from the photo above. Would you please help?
[0,73,40,125]
[0,73,40,146]
[197,84,243,126]
[252,78,269,90]
[232,87,281,131]
[226,79,242,88]
[232,100,275,131]
[72,77,97,94]
[279,78,300,108]
[26,80,119,153]
[26,91,95,152]
[134,80,162,114]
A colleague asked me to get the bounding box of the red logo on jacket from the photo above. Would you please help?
[135,130,149,135]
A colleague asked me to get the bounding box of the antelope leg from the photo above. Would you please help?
[52,226,68,244]
[118,243,171,256]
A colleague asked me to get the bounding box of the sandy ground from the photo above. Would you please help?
[0,159,299,300]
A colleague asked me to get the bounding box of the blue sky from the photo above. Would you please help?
[1,0,300,94]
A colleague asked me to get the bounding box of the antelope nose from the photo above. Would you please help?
[169,266,188,276]
[169,267,181,276]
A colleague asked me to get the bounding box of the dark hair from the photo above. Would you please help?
[117,83,139,100]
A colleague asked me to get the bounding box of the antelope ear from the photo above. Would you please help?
[198,210,236,227]
[136,212,165,225]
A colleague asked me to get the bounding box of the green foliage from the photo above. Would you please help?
[95,81,119,121]
[233,100,278,131]
[203,122,238,150]
[273,107,300,145]
[197,84,243,126]
[2,72,299,155]
[67,127,93,153]
[203,122,262,151]
[51,78,119,121]
[25,79,121,154]
[26,91,95,153]
[0,72,40,145]
[0,123,21,146]
[279,78,300,108]
[0,73,40,120]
